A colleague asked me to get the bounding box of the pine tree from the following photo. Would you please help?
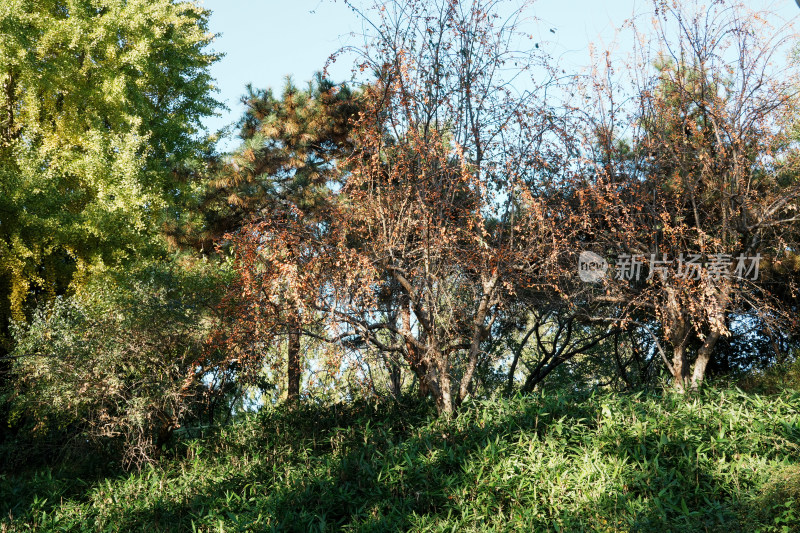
[207,75,359,403]
[197,75,358,246]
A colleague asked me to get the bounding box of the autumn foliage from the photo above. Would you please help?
[1,0,799,498]
[208,0,800,416]
[573,0,800,390]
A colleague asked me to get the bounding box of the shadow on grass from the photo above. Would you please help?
[2,391,799,531]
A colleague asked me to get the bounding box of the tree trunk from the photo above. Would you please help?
[690,330,720,390]
[399,292,425,401]
[417,366,430,399]
[671,341,689,392]
[436,355,454,417]
[287,317,301,404]
[459,275,497,404]
[388,358,401,400]
[665,287,691,392]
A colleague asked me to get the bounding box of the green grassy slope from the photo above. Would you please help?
[2,388,800,532]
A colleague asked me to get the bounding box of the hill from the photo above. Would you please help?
[2,388,799,532]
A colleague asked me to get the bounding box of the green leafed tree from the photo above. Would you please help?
[0,0,221,352]
[195,75,358,248]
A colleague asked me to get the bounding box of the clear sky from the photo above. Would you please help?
[199,0,800,144]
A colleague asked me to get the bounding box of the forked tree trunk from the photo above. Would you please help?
[690,285,728,390]
[664,287,691,392]
[667,314,691,392]
[396,284,454,415]
[410,347,453,416]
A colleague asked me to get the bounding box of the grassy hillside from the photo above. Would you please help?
[2,388,800,532]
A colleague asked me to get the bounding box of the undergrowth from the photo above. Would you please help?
[2,388,799,532]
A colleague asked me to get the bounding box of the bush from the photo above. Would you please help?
[2,387,800,531]
[4,257,227,469]
[738,358,800,395]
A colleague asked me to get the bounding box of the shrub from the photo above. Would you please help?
[5,258,226,469]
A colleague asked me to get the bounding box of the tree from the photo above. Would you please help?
[0,0,220,353]
[196,75,359,249]
[575,0,800,391]
[209,76,360,403]
[501,298,619,394]
[228,0,574,415]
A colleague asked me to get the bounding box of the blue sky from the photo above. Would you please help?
[199,0,800,143]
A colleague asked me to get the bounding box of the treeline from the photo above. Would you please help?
[1,0,799,468]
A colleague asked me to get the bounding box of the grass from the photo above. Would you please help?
[2,387,800,532]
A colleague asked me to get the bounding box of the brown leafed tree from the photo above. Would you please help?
[575,0,800,391]
[224,0,575,415]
